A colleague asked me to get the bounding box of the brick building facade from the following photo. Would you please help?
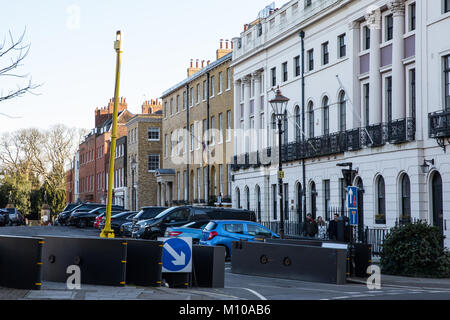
[159,41,234,207]
[78,98,133,203]
[126,100,163,210]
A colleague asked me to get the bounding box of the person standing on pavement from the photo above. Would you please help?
[328,213,339,240]
[317,216,327,240]
[302,214,318,238]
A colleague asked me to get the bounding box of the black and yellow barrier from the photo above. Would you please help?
[0,236,44,290]
[41,236,127,287]
[126,239,163,287]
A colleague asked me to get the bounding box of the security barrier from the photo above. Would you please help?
[192,245,225,288]
[232,241,347,285]
[126,239,163,287]
[350,243,372,278]
[0,236,44,290]
[42,236,127,287]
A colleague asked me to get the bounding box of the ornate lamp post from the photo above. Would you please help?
[269,86,290,239]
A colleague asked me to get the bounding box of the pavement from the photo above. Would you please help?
[348,274,450,290]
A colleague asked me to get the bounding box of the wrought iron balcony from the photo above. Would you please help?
[346,128,361,151]
[388,118,416,144]
[361,123,388,148]
[429,109,450,138]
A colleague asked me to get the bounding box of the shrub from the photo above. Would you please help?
[380,222,450,278]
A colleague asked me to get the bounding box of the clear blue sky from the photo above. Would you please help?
[0,0,279,133]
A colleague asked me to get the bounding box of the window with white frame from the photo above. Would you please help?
[218,72,223,93]
[148,154,160,172]
[227,68,231,90]
[445,55,450,110]
[210,76,215,97]
[148,127,160,141]
[211,116,215,145]
[227,111,232,142]
[218,113,223,144]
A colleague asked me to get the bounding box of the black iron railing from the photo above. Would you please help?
[362,123,388,147]
[232,118,416,171]
[388,118,416,144]
[429,109,450,138]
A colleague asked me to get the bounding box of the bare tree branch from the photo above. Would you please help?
[0,28,41,104]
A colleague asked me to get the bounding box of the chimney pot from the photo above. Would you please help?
[196,59,199,68]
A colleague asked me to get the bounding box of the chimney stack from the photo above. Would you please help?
[188,59,202,77]
[216,38,233,60]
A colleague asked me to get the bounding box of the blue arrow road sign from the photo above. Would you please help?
[159,237,192,273]
[348,186,358,209]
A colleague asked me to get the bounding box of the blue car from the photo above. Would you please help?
[199,220,279,259]
[164,221,210,244]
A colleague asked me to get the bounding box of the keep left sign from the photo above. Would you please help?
[158,237,192,273]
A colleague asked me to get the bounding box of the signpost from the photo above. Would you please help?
[158,237,192,273]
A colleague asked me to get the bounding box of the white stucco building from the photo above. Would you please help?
[231,0,450,248]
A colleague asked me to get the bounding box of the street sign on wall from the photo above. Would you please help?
[158,237,192,273]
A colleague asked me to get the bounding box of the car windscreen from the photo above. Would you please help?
[135,207,167,220]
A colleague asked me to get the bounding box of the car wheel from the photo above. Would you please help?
[220,245,229,260]
[78,220,87,229]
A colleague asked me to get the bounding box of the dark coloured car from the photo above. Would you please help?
[0,209,10,227]
[99,211,138,234]
[56,203,104,226]
[69,206,125,228]
[139,206,256,240]
[120,207,167,237]
[6,208,25,226]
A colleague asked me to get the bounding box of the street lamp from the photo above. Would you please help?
[131,157,137,211]
[269,86,290,239]
[100,30,123,239]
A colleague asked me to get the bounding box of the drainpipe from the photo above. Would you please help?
[186,84,190,204]
[299,30,306,225]
[206,72,211,205]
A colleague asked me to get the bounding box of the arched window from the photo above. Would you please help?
[245,186,250,211]
[308,102,314,138]
[310,181,317,219]
[401,174,411,220]
[323,96,329,135]
[339,91,347,132]
[236,188,241,209]
[295,106,301,142]
[255,185,261,222]
[376,176,386,224]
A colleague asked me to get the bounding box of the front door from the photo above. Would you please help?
[432,173,444,247]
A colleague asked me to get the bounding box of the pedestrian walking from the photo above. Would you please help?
[302,214,318,238]
[328,213,339,240]
[317,216,327,240]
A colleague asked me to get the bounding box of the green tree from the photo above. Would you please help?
[41,182,66,216]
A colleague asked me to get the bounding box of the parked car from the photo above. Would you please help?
[94,213,106,229]
[199,220,279,259]
[0,209,10,227]
[69,206,124,228]
[56,203,105,226]
[120,207,166,237]
[98,211,138,234]
[5,208,25,226]
[139,206,256,241]
[164,221,210,244]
